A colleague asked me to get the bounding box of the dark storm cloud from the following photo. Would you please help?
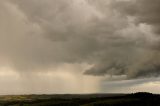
[84,0,160,79]
[1,0,160,80]
[113,0,160,34]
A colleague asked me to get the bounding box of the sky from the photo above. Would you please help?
[0,0,160,94]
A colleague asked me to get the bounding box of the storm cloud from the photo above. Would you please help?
[1,0,160,83]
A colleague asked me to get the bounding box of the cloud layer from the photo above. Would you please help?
[0,0,160,81]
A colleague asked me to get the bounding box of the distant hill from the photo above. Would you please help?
[0,92,159,106]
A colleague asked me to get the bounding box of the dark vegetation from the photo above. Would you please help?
[0,92,159,106]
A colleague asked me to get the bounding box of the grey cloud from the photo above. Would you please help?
[113,0,160,34]
[0,0,160,80]
[84,0,160,79]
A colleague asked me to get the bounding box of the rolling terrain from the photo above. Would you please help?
[0,92,159,106]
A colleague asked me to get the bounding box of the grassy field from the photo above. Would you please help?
[0,92,159,106]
